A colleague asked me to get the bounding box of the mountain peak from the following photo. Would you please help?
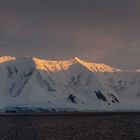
[0,56,16,63]
[74,57,81,61]
[0,56,122,72]
[68,57,84,64]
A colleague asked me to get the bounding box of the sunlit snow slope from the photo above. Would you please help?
[0,56,140,112]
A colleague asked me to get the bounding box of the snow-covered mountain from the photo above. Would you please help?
[0,56,140,112]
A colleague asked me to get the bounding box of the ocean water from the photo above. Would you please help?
[0,113,140,140]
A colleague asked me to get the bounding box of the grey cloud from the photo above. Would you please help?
[0,0,140,69]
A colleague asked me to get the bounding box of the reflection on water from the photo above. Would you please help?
[0,113,140,140]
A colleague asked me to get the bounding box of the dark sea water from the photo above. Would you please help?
[0,112,140,140]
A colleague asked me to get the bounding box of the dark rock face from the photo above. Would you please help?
[68,94,77,104]
[9,68,35,97]
[70,74,82,87]
[7,65,18,78]
[110,94,120,103]
[36,72,56,92]
[95,91,107,102]
[95,91,120,104]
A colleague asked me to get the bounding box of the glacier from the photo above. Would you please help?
[0,56,140,112]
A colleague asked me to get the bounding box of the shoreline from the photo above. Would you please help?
[1,111,140,116]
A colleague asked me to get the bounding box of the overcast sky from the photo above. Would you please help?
[0,0,140,69]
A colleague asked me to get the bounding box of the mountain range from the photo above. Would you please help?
[0,56,140,112]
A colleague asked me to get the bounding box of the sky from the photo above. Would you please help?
[0,0,140,70]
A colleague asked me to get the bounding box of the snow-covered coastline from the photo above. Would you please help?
[0,56,140,112]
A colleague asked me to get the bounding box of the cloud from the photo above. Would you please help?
[0,0,140,69]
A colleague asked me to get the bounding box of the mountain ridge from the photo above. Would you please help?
[0,56,140,112]
[0,56,123,72]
